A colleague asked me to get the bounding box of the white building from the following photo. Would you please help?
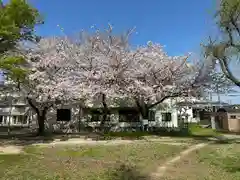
[0,92,31,127]
[0,79,223,132]
[0,81,31,127]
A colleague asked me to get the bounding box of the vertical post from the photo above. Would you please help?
[209,92,216,129]
[8,97,13,136]
[211,106,216,129]
[217,87,221,105]
[78,105,82,132]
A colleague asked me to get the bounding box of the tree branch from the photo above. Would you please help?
[27,97,40,115]
[218,57,240,87]
[134,97,144,115]
[148,93,182,109]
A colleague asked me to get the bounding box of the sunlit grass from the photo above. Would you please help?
[162,143,240,180]
[0,142,187,180]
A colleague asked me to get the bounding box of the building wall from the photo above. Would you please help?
[0,94,203,131]
[150,109,178,127]
[39,106,195,131]
[0,90,30,126]
[227,113,240,133]
[0,106,30,126]
[177,107,197,123]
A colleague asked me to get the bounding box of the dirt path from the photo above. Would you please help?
[0,145,23,154]
[0,138,188,154]
[35,139,188,147]
[150,143,208,179]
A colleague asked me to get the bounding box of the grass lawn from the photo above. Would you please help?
[188,123,221,137]
[162,143,240,180]
[0,142,187,180]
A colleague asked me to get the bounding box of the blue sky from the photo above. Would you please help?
[3,0,240,103]
[29,0,217,56]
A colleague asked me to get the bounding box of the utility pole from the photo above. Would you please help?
[209,92,216,129]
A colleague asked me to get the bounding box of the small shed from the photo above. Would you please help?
[215,107,240,133]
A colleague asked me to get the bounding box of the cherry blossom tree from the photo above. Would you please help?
[78,28,231,124]
[74,26,138,128]
[23,26,232,134]
[124,43,232,120]
[74,27,233,124]
[24,26,135,134]
[24,36,90,135]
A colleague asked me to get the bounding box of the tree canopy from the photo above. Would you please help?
[0,0,42,83]
[22,27,231,134]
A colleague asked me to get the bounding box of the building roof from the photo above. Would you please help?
[176,101,229,108]
[0,112,27,116]
[0,100,28,107]
[217,107,240,113]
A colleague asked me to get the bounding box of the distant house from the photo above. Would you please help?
[78,98,203,130]
[0,93,31,127]
[31,98,218,132]
[62,107,177,132]
[176,101,230,124]
[0,81,30,127]
[1,80,230,133]
[215,106,240,133]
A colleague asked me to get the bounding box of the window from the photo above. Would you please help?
[18,115,28,124]
[192,109,198,118]
[90,110,101,122]
[0,116,8,124]
[12,116,17,124]
[3,116,7,124]
[162,113,172,122]
[90,110,110,122]
[57,109,71,121]
[230,115,237,119]
[119,109,140,122]
[91,114,102,121]
[199,110,205,120]
[148,110,155,121]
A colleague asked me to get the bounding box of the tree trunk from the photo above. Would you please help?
[36,107,48,136]
[78,106,82,132]
[135,99,149,131]
[37,114,45,135]
[142,105,149,120]
[141,105,149,131]
[27,98,49,136]
[135,99,149,119]
[100,93,109,131]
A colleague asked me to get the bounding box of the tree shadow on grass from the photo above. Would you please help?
[192,134,240,144]
[0,131,108,146]
[0,134,55,146]
[0,126,239,147]
[107,164,150,180]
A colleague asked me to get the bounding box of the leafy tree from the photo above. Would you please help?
[205,0,240,87]
[0,0,42,82]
